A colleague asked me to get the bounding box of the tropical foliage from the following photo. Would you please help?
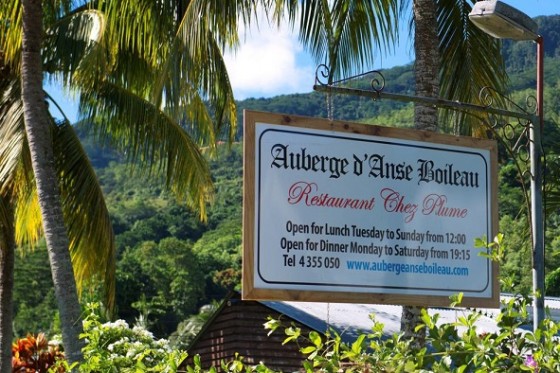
[263,293,559,372]
[12,286,560,372]
[11,333,65,372]
[79,303,187,373]
[2,0,245,365]
[2,0,560,365]
[10,16,560,337]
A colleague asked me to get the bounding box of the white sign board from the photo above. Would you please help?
[243,111,499,308]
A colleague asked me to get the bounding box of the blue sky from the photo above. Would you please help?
[47,1,560,121]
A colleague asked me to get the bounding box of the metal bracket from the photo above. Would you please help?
[313,64,542,221]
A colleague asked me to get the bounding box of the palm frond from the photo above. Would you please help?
[13,171,42,248]
[182,0,257,50]
[53,121,116,311]
[100,0,176,69]
[437,0,508,136]
[0,0,22,76]
[44,9,107,86]
[331,0,401,76]
[0,197,13,246]
[159,1,239,145]
[0,79,25,193]
[75,0,244,218]
[80,80,213,219]
[203,35,237,143]
[77,0,238,145]
[0,77,42,247]
[273,0,402,80]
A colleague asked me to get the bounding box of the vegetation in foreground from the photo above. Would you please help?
[12,292,557,372]
[6,14,560,370]
[11,234,557,372]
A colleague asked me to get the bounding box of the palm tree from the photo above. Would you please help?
[401,0,508,345]
[273,0,507,133]
[3,0,248,365]
[0,74,116,369]
[272,0,508,345]
[20,0,94,362]
[398,0,441,346]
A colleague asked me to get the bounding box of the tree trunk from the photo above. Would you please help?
[413,0,440,132]
[21,0,84,364]
[0,199,14,373]
[400,304,425,347]
[400,0,441,346]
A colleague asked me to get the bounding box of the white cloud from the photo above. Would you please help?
[224,20,315,99]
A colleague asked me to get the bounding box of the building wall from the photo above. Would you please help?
[186,298,312,372]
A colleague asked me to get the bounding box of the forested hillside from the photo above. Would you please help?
[12,15,560,344]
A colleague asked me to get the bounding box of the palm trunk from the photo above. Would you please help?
[0,199,14,373]
[21,0,84,364]
[413,0,440,131]
[400,0,441,346]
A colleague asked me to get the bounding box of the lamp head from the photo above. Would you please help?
[469,1,538,41]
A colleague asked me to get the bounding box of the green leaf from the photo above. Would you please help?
[404,360,417,372]
[309,331,322,348]
[449,292,464,307]
[264,318,281,336]
[474,236,488,248]
[300,346,317,354]
[283,326,301,345]
[351,334,366,354]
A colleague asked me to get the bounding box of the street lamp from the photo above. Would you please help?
[469,0,545,331]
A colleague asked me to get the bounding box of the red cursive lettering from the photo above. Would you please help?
[288,181,318,205]
[380,188,418,223]
[422,194,468,218]
[287,181,375,210]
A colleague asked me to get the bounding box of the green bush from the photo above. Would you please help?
[75,234,560,372]
[545,267,560,296]
[79,303,187,372]
[264,293,560,372]
[254,235,558,372]
[77,294,560,372]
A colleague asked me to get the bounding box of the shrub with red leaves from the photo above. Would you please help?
[12,333,65,372]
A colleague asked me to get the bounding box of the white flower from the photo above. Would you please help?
[132,325,153,336]
[105,319,129,329]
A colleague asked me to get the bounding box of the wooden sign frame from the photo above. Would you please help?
[242,110,499,308]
